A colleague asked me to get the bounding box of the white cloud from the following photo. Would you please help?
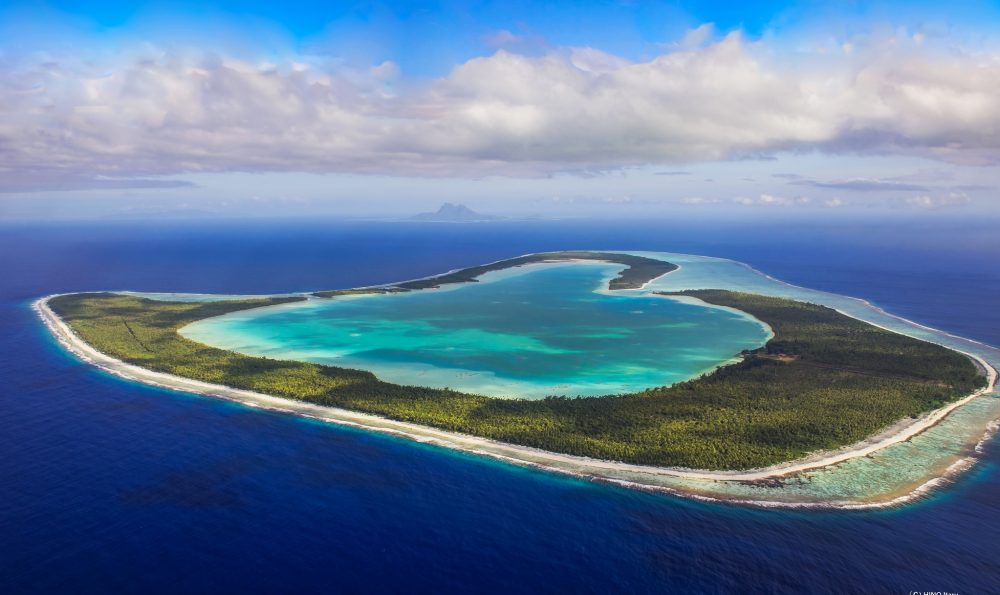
[677,23,716,49]
[3,31,1000,190]
[900,191,971,209]
[734,194,811,207]
[680,196,721,204]
[369,60,400,83]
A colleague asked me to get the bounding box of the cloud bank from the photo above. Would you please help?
[3,31,1000,190]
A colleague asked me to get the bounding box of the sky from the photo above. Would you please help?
[1,0,999,220]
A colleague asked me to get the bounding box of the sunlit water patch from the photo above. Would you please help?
[181,262,771,398]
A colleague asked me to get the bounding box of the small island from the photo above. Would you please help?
[37,251,996,506]
[409,202,504,222]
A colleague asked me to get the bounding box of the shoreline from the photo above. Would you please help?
[35,285,998,508]
[731,257,1000,351]
[313,251,680,296]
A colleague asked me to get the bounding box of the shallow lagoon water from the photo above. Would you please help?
[181,262,771,397]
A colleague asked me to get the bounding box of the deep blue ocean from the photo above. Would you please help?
[2,218,999,593]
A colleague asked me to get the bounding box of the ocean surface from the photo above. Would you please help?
[2,218,1000,593]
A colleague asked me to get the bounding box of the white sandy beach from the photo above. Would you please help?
[35,291,998,506]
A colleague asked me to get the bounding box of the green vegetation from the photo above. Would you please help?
[49,288,986,470]
[312,251,677,297]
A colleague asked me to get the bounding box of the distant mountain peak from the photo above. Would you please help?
[410,203,502,222]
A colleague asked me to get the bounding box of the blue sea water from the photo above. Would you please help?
[2,218,999,593]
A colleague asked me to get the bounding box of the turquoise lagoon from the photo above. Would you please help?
[180,262,771,398]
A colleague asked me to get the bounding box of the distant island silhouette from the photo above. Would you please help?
[410,203,504,222]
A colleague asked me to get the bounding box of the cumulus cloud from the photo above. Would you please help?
[675,23,716,50]
[482,29,547,54]
[734,194,810,207]
[3,31,1000,190]
[899,191,971,209]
